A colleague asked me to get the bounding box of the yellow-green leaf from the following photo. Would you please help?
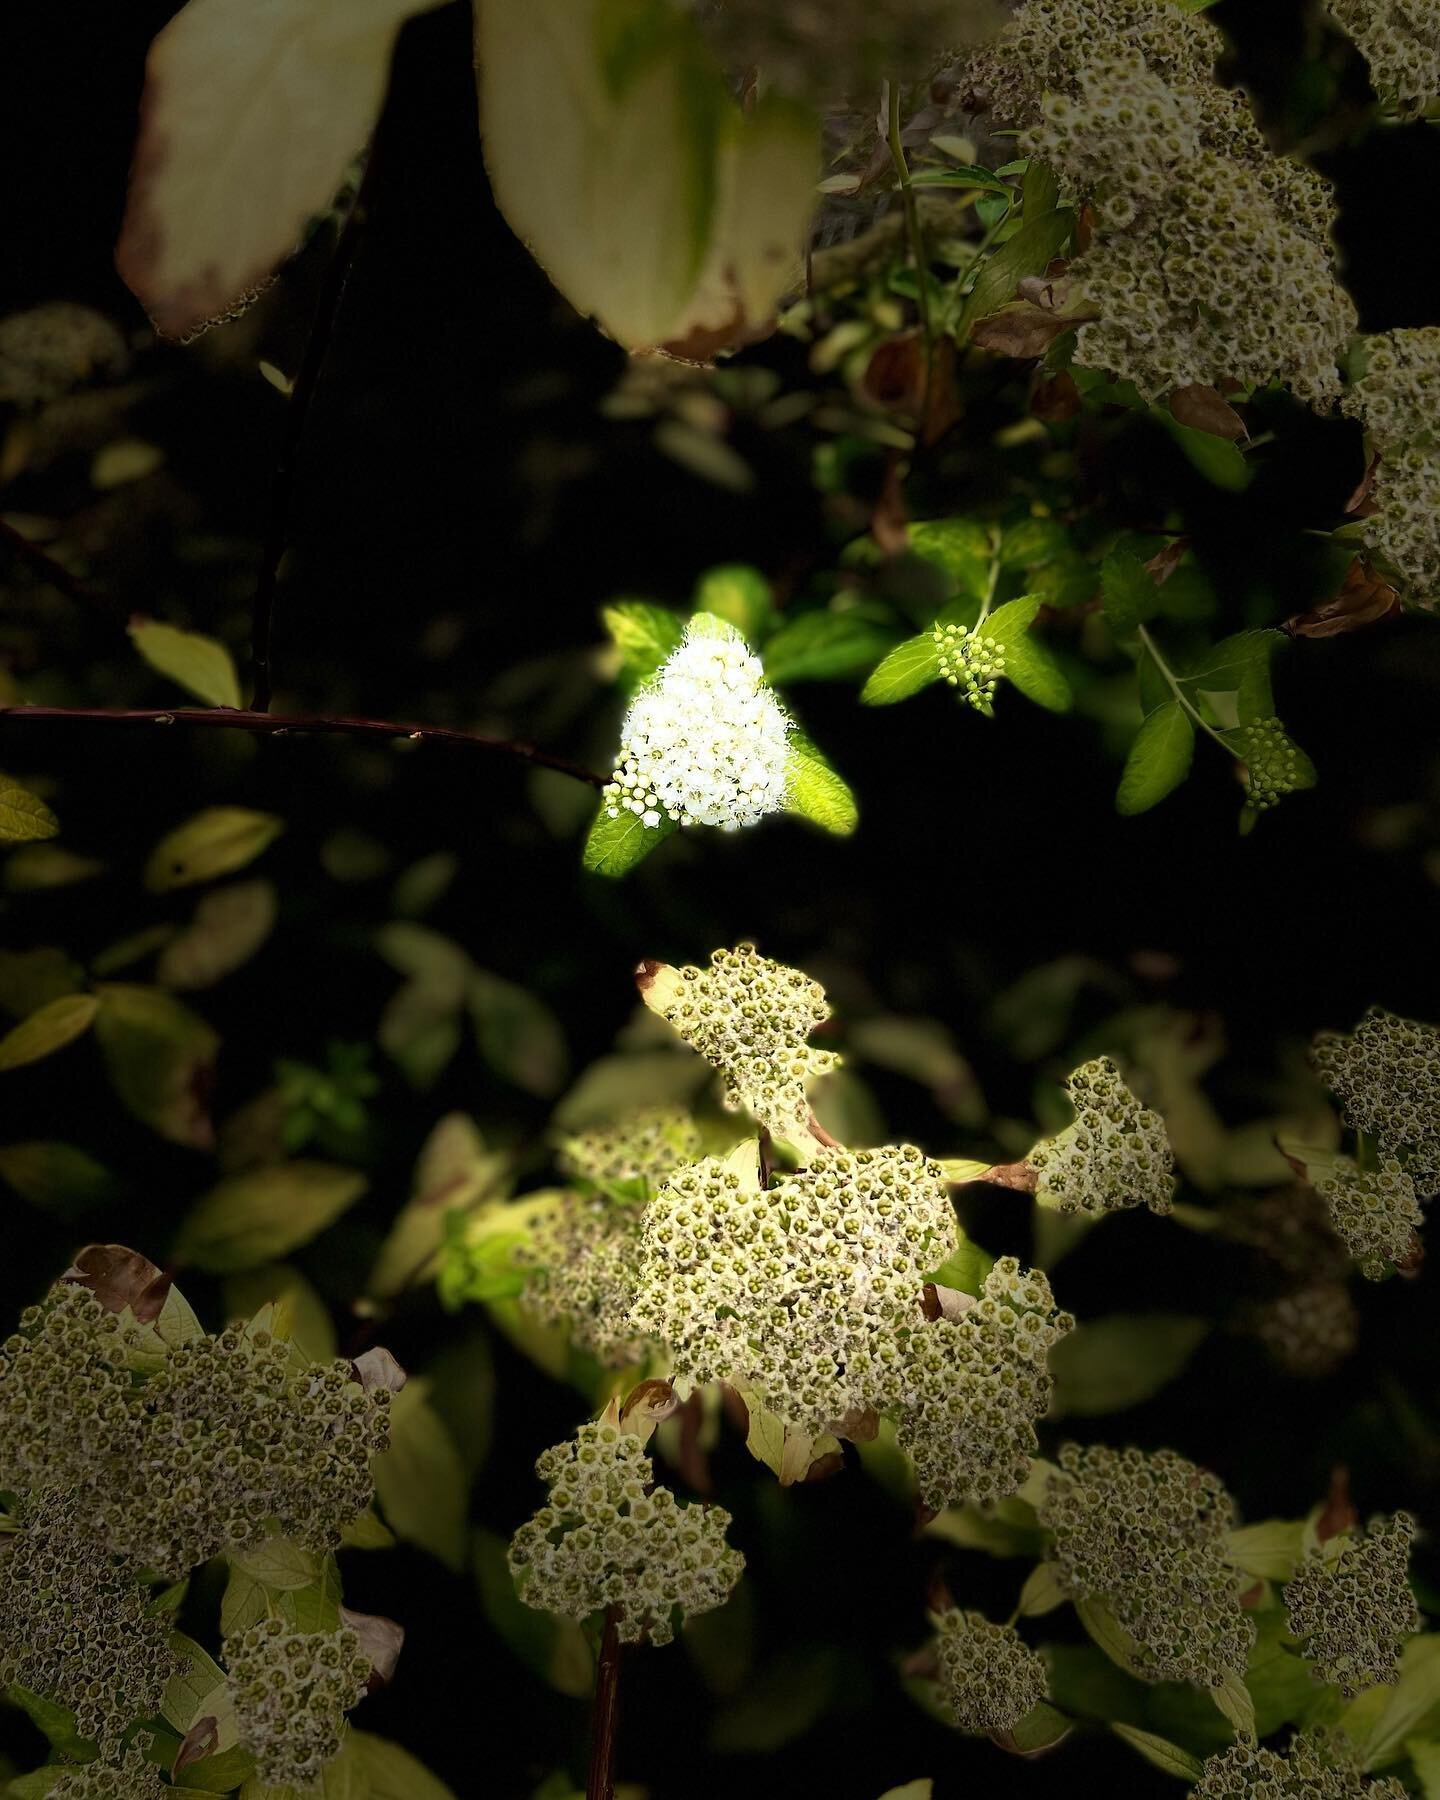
[582,803,677,878]
[860,633,941,705]
[145,807,283,891]
[372,1377,468,1570]
[0,992,99,1072]
[783,732,857,836]
[1110,1724,1204,1781]
[350,1730,458,1800]
[129,616,243,708]
[0,776,59,844]
[94,983,219,1149]
[173,1161,366,1272]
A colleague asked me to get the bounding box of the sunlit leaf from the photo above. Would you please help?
[145,807,283,892]
[582,803,677,877]
[372,1376,469,1570]
[0,992,99,1072]
[128,616,243,708]
[1116,702,1195,816]
[0,776,59,844]
[783,732,857,836]
[860,633,941,705]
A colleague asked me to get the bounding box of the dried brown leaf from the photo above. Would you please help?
[1168,385,1247,441]
[61,1243,171,1321]
[1286,557,1399,638]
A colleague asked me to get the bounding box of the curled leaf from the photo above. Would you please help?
[61,1243,171,1322]
[353,1345,408,1395]
[340,1605,406,1687]
[1168,384,1247,441]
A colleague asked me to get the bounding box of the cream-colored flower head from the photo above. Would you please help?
[1030,1055,1176,1217]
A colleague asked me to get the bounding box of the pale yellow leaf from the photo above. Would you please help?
[129,616,243,708]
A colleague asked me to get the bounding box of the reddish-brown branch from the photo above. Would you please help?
[586,1605,624,1800]
[0,517,126,623]
[0,704,607,788]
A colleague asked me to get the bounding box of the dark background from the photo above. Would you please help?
[3,1,1440,1795]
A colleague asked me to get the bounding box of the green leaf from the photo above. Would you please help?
[1004,1701,1073,1754]
[783,732,857,836]
[0,992,99,1072]
[1408,1738,1440,1799]
[156,879,277,990]
[372,1377,469,1570]
[1101,546,1160,636]
[0,777,59,844]
[582,803,677,877]
[860,633,941,705]
[960,207,1075,335]
[601,600,686,682]
[1224,1521,1305,1583]
[350,1732,459,1800]
[1003,633,1072,712]
[1110,1724,1204,1781]
[909,164,1008,193]
[761,612,897,684]
[222,1263,338,1361]
[1209,1667,1256,1741]
[173,1162,366,1272]
[1021,159,1059,219]
[369,1114,508,1299]
[220,1560,269,1637]
[281,1556,344,1634]
[145,807,283,892]
[925,1234,996,1295]
[907,519,992,599]
[1049,1314,1207,1416]
[6,1686,97,1760]
[1167,419,1251,490]
[467,970,568,1098]
[1117,702,1195,816]
[1016,1560,1069,1617]
[163,1632,239,1749]
[0,1140,122,1210]
[93,983,219,1149]
[1179,630,1282,722]
[229,1533,320,1592]
[1357,1637,1440,1769]
[1076,1595,1151,1679]
[877,1785,933,1800]
[1000,517,1070,570]
[128,617,243,708]
[693,564,773,641]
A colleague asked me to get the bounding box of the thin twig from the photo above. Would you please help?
[251,147,380,711]
[0,517,127,623]
[0,705,607,789]
[586,1605,624,1800]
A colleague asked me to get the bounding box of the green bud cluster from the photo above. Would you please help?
[932,1608,1048,1733]
[1311,1155,1423,1280]
[0,1286,389,1576]
[1040,1443,1254,1687]
[1313,1005,1440,1193]
[0,1491,176,1752]
[1234,718,1307,813]
[1194,1732,1408,1797]
[557,1106,702,1188]
[933,621,1006,712]
[509,1420,743,1646]
[631,1144,958,1434]
[1285,1513,1420,1695]
[225,1620,371,1788]
[41,1745,167,1799]
[515,1191,651,1368]
[880,1258,1072,1510]
[1329,1,1440,119]
[1030,1055,1175,1216]
[1249,1281,1359,1378]
[653,944,837,1143]
[1341,330,1440,609]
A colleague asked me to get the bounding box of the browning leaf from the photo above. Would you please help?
[172,1715,219,1776]
[971,302,1076,360]
[1168,384,1247,441]
[353,1346,408,1394]
[1286,557,1400,638]
[340,1606,406,1689]
[1030,369,1081,422]
[61,1243,171,1322]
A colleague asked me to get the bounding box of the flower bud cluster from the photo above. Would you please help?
[1311,1155,1423,1280]
[603,623,791,832]
[1040,1443,1254,1687]
[1194,1733,1407,1797]
[1285,1512,1419,1695]
[0,1491,176,1752]
[225,1620,370,1788]
[651,944,838,1142]
[1313,1008,1440,1194]
[880,1258,1072,1510]
[1249,1282,1359,1378]
[41,1746,167,1799]
[509,1419,743,1645]
[0,301,128,408]
[1030,1055,1175,1217]
[1339,329,1440,608]
[933,621,1006,712]
[557,1107,702,1189]
[1234,718,1308,813]
[932,1608,1048,1733]
[1329,1,1440,119]
[632,1145,958,1434]
[515,1192,651,1368]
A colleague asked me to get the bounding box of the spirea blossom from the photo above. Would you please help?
[41,1747,168,1800]
[1313,1004,1440,1192]
[515,1189,652,1368]
[509,1418,743,1644]
[226,1621,371,1789]
[1329,1,1440,119]
[1029,1055,1175,1216]
[603,619,792,832]
[1284,1513,1419,1695]
[1194,1733,1408,1798]
[1340,332,1440,610]
[932,1608,1048,1732]
[557,1106,702,1189]
[1311,1155,1423,1280]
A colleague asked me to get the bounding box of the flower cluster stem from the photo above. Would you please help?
[586,1605,625,1800]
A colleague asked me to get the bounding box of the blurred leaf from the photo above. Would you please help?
[369,1114,509,1299]
[762,611,896,684]
[860,633,941,705]
[1117,702,1195,816]
[6,1686,97,1760]
[0,777,58,843]
[1102,547,1160,637]
[0,1141,122,1211]
[0,947,82,1017]
[390,851,458,919]
[94,984,219,1149]
[553,1049,709,1130]
[602,600,687,683]
[694,564,773,642]
[1022,159,1059,218]
[223,1263,337,1360]
[1016,1561,1068,1617]
[157,880,277,990]
[469,970,568,1097]
[0,992,99,1071]
[1166,420,1251,490]
[1109,1724,1203,1781]
[709,1645,838,1753]
[372,1376,469,1571]
[1355,1636,1440,1770]
[1224,1521,1304,1583]
[1049,1314,1207,1416]
[907,519,991,599]
[128,617,243,708]
[145,807,283,892]
[783,732,857,836]
[877,1785,933,1800]
[3,843,105,890]
[350,1731,459,1800]
[174,1161,366,1271]
[474,1529,595,1698]
[582,804,676,877]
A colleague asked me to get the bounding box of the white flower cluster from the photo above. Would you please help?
[934,621,1006,712]
[1195,1733,1407,1798]
[514,1190,653,1368]
[1030,1055,1176,1217]
[1311,1155,1423,1280]
[557,1106,702,1189]
[932,1608,1048,1733]
[1341,331,1440,610]
[1329,0,1440,119]
[226,1620,371,1789]
[1284,1513,1419,1696]
[1313,1005,1440,1195]
[603,620,792,832]
[41,1746,167,1800]
[1040,1443,1255,1688]
[647,943,838,1142]
[880,1257,1072,1509]
[508,1418,743,1645]
[631,1144,959,1434]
